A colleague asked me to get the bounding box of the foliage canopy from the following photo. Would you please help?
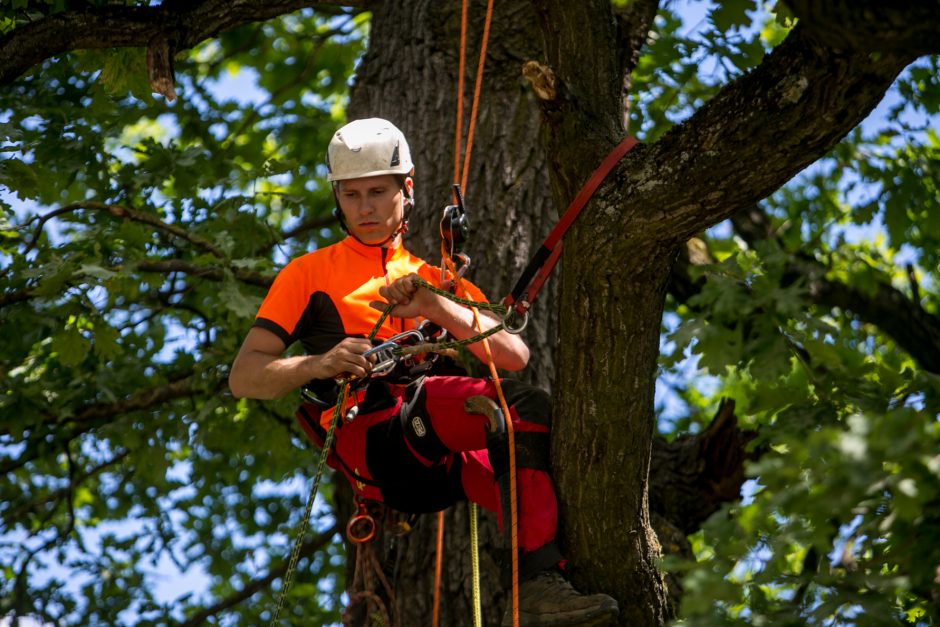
[1,1,939,625]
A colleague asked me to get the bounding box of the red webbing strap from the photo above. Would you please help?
[519,242,564,311]
[504,135,639,314]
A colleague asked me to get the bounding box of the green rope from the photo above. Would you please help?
[270,384,346,626]
[270,308,391,625]
[411,276,507,315]
[470,503,483,627]
[394,323,505,357]
[272,280,508,622]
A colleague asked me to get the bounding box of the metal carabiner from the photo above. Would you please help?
[363,340,400,377]
[363,327,427,377]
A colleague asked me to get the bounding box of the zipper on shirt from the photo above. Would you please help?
[380,246,406,333]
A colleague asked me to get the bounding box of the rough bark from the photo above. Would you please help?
[526,2,938,625]
[344,2,552,624]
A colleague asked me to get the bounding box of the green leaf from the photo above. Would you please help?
[709,0,756,32]
[53,327,89,367]
[220,278,262,318]
[0,158,40,199]
[92,324,122,361]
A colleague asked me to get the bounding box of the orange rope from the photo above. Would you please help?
[434,0,471,611]
[460,0,495,193]
[453,0,468,187]
[435,0,518,625]
[431,510,445,627]
[470,308,519,627]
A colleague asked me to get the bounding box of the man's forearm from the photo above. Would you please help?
[426,297,529,371]
[229,351,321,400]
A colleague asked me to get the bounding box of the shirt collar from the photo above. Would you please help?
[341,235,406,260]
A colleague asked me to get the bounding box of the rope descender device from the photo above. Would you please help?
[440,183,472,285]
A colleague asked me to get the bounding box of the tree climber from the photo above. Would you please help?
[229,118,619,626]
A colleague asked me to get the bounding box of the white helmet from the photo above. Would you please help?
[327,118,414,182]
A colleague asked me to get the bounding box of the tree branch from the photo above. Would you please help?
[631,12,937,243]
[1,450,130,529]
[0,0,370,86]
[0,374,220,475]
[24,201,225,258]
[649,399,757,535]
[135,259,273,288]
[784,0,940,58]
[730,206,940,374]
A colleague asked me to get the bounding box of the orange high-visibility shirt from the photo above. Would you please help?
[254,236,486,355]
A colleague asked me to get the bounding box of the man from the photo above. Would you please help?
[229,118,618,626]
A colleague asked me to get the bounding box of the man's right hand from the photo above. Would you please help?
[314,337,375,380]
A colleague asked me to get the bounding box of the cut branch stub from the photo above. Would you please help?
[522,60,557,101]
[147,34,177,102]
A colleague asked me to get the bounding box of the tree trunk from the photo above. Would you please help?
[344,1,562,625]
[554,231,673,626]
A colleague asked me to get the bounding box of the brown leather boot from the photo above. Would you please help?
[501,569,619,626]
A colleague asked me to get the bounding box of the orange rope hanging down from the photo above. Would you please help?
[432,0,472,621]
[433,0,520,626]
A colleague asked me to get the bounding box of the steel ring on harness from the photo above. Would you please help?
[347,511,378,544]
[502,306,529,335]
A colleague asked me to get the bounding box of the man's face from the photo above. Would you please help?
[336,175,411,245]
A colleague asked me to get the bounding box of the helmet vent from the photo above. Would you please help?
[390,144,400,166]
